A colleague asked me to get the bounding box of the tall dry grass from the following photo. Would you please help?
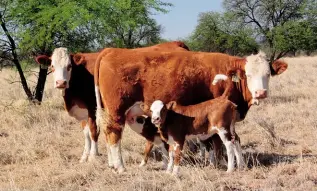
[0,56,317,191]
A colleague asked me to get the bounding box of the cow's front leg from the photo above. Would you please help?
[80,121,91,163]
[88,117,99,162]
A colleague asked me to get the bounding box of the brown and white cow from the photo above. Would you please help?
[35,41,189,163]
[148,97,244,175]
[94,49,287,173]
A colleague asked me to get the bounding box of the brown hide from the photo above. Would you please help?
[95,50,252,129]
[34,41,190,141]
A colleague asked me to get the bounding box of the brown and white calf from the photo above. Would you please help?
[125,102,169,168]
[149,98,245,175]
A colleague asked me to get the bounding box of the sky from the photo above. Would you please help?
[152,0,223,40]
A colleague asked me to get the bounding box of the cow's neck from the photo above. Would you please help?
[228,57,253,120]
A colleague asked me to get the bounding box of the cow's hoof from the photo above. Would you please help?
[139,160,146,167]
[117,166,126,174]
[88,155,97,162]
[79,155,88,163]
[226,168,234,173]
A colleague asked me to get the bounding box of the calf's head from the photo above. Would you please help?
[149,100,169,127]
[244,51,287,103]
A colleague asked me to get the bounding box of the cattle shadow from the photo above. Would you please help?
[147,148,316,171]
[244,151,316,168]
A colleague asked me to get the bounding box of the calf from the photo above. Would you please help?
[125,102,169,168]
[149,98,245,175]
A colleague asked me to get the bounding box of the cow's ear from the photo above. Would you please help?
[166,101,177,110]
[72,54,85,65]
[271,60,288,76]
[35,55,51,66]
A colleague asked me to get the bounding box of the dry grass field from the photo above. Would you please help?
[0,56,317,191]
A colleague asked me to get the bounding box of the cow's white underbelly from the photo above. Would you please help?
[69,105,88,121]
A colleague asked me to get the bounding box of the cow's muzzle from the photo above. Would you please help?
[56,80,67,89]
[254,89,267,99]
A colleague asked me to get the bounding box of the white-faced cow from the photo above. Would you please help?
[35,41,190,163]
[95,49,287,173]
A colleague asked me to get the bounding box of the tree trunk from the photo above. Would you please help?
[0,13,34,101]
[34,65,48,103]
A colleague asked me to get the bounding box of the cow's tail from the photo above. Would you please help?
[94,49,111,132]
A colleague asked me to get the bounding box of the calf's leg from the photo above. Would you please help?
[139,140,154,167]
[218,128,235,172]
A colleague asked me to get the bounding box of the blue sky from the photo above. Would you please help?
[152,0,223,40]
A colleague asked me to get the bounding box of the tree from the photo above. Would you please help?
[0,0,171,103]
[223,0,317,60]
[187,12,258,56]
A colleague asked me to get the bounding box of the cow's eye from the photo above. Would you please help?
[51,65,55,72]
[67,64,72,71]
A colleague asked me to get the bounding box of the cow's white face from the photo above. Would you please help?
[51,47,72,89]
[244,51,271,103]
[150,100,166,127]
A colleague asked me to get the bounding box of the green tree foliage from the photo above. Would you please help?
[223,0,317,60]
[187,12,258,56]
[0,0,171,102]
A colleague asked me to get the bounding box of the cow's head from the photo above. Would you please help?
[244,51,287,104]
[149,100,169,127]
[35,48,87,89]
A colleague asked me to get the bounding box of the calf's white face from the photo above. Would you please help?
[51,47,72,89]
[150,100,166,127]
[244,51,270,102]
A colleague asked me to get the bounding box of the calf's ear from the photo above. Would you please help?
[166,101,177,110]
[270,60,288,76]
[35,55,51,66]
[72,54,86,65]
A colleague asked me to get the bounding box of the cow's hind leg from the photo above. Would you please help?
[139,140,154,167]
[106,127,125,173]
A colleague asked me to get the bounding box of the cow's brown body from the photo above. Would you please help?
[95,49,287,172]
[36,41,190,162]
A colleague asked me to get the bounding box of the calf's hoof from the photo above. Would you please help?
[139,160,146,167]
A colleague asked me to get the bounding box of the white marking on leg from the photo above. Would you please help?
[139,159,146,167]
[218,128,235,173]
[88,140,98,162]
[233,140,245,170]
[80,125,91,163]
[110,142,125,173]
[166,150,174,173]
[106,143,113,168]
[172,165,180,176]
